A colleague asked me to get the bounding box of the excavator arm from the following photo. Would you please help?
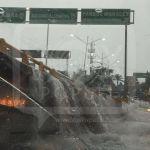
[0,38,62,79]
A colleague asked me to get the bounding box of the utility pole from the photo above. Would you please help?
[83,36,89,73]
[89,42,95,74]
[101,52,104,68]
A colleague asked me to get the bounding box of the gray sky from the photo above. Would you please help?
[0,0,150,75]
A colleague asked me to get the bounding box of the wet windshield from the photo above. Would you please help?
[0,0,150,150]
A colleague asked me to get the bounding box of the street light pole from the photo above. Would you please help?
[70,34,105,74]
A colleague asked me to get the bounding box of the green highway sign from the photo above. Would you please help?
[81,9,131,25]
[47,50,71,59]
[0,7,26,23]
[133,73,148,78]
[30,8,78,24]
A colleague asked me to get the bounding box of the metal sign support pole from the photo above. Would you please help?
[124,25,128,98]
[66,58,69,75]
[45,23,50,65]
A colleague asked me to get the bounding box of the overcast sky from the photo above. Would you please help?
[0,0,150,75]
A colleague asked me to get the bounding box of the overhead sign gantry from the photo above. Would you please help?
[0,7,134,25]
[0,7,135,98]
